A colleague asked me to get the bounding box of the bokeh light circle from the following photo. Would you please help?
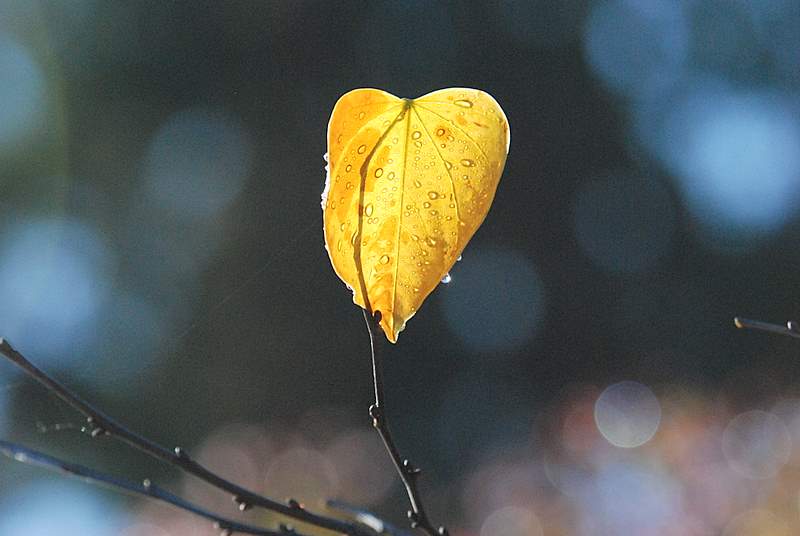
[771,398,800,466]
[583,0,689,97]
[441,247,545,354]
[581,463,683,534]
[0,34,46,152]
[325,430,395,506]
[722,508,790,536]
[143,107,253,220]
[480,506,543,536]
[659,82,800,250]
[0,389,6,437]
[722,410,791,479]
[120,523,171,536]
[264,446,339,504]
[0,217,114,368]
[594,381,661,448]
[573,172,675,274]
[0,480,128,535]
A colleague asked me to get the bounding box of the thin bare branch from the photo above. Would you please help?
[734,317,800,339]
[328,500,413,536]
[0,338,374,536]
[0,440,299,536]
[362,311,448,536]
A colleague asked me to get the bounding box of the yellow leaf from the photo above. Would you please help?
[322,88,510,342]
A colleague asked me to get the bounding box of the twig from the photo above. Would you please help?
[327,500,413,536]
[0,338,373,536]
[0,440,300,536]
[362,311,448,536]
[733,317,800,339]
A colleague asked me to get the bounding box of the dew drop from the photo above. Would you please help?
[374,168,384,178]
[336,135,343,144]
[388,171,396,180]
[346,182,353,189]
[454,99,473,108]
[412,131,422,140]
[444,161,452,170]
[358,111,366,119]
[413,179,422,188]
[411,234,420,241]
[414,140,423,148]
[435,128,445,137]
[413,287,420,293]
[379,255,390,264]
[460,159,475,167]
[357,144,367,154]
[426,236,437,247]
[423,201,431,208]
[345,164,352,172]
[428,191,439,200]
[446,134,455,142]
[339,223,346,231]
[337,239,343,252]
[441,273,452,284]
[429,210,438,216]
[364,204,374,217]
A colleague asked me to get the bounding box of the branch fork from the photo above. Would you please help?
[0,337,377,536]
[0,305,450,536]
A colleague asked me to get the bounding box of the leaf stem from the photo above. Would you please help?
[361,311,447,536]
[0,338,373,536]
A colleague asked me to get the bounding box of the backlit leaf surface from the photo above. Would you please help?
[322,88,510,342]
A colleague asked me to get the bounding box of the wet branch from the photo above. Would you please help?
[327,500,413,536]
[0,338,373,536]
[362,311,448,536]
[0,440,297,536]
[734,317,800,339]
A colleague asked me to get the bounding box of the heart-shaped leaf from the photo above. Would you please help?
[323,88,510,342]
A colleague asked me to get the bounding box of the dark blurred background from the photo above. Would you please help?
[1,1,800,534]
